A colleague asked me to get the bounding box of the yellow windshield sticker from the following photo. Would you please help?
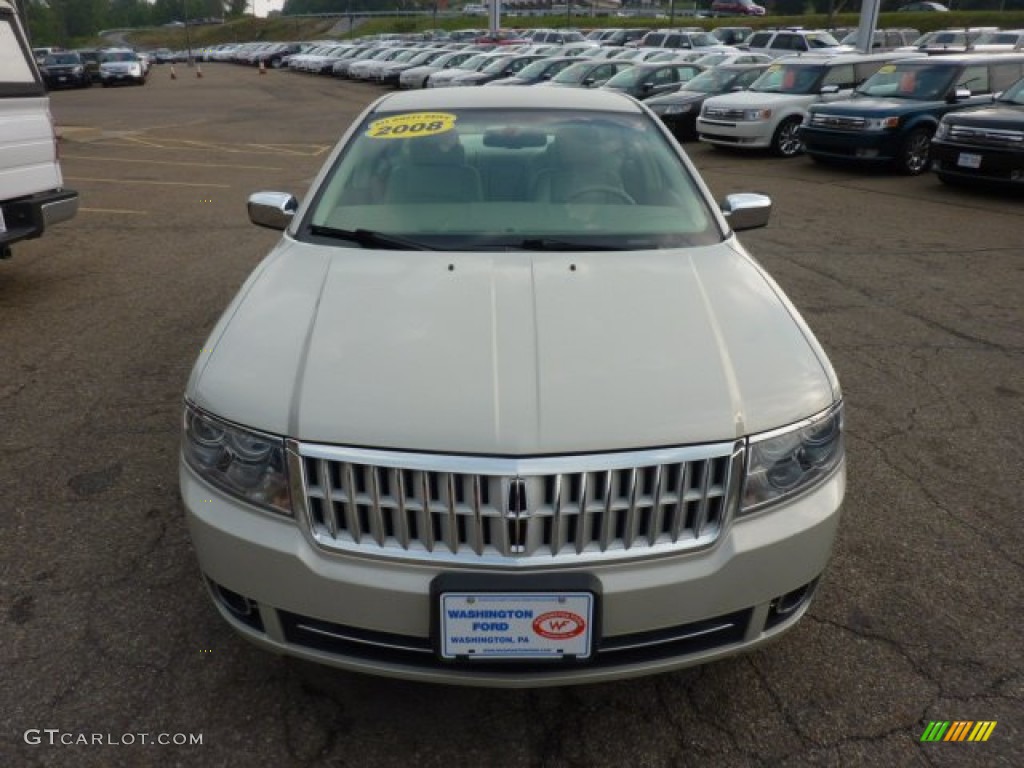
[878,65,896,74]
[366,112,457,140]
[767,64,781,73]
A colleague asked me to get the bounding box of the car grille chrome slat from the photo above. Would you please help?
[809,114,865,130]
[703,107,746,121]
[948,125,1024,147]
[299,442,742,566]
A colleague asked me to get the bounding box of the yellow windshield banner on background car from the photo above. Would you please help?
[366,113,457,140]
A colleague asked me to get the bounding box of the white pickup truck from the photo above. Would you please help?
[0,0,78,259]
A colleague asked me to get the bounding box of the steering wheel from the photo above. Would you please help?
[565,186,637,205]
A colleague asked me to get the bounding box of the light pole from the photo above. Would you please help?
[183,1,193,65]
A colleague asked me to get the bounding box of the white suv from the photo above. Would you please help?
[697,52,923,156]
[0,0,78,259]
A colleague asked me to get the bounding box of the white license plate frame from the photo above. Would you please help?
[439,591,594,661]
[957,152,982,169]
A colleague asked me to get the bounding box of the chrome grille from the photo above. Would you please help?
[702,107,746,121]
[949,125,1024,148]
[295,442,743,566]
[809,113,865,130]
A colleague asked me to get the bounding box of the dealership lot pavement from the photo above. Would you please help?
[1,64,1021,767]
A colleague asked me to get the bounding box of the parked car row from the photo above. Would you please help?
[176,27,1023,189]
[38,48,149,89]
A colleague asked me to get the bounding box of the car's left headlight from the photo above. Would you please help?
[741,404,844,515]
[934,121,950,140]
[182,402,292,515]
[864,116,900,130]
[663,103,694,115]
[744,108,772,121]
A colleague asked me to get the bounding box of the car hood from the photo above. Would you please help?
[646,89,709,106]
[187,239,836,454]
[942,102,1024,126]
[812,96,940,114]
[705,91,816,108]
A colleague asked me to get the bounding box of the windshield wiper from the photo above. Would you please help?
[309,225,437,251]
[518,238,624,252]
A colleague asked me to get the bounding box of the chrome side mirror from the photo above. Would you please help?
[722,193,772,232]
[247,191,298,231]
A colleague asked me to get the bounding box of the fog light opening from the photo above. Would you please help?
[210,581,264,631]
[765,578,819,630]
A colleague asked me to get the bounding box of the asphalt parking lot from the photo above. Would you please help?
[1,63,1021,768]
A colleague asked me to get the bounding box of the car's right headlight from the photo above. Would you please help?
[741,404,844,515]
[182,402,292,516]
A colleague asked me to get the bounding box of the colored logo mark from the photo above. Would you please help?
[920,721,997,742]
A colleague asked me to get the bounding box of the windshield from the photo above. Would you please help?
[101,52,138,63]
[45,54,80,65]
[304,108,719,251]
[856,64,956,100]
[690,32,720,47]
[750,64,824,94]
[684,68,747,94]
[481,56,514,74]
[552,62,594,84]
[806,33,840,48]
[604,67,644,87]
[998,77,1024,104]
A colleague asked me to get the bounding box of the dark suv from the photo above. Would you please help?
[930,75,1024,187]
[800,54,1024,174]
[39,51,91,89]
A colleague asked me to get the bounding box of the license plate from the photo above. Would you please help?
[58,76,67,82]
[957,152,982,169]
[440,592,593,660]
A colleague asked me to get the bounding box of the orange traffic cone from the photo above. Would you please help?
[196,64,203,79]
[259,60,266,75]
[170,64,177,80]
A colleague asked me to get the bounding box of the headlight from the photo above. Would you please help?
[744,108,772,121]
[73,65,84,74]
[182,402,292,515]
[934,121,950,140]
[741,404,844,515]
[864,116,900,130]
[663,103,693,115]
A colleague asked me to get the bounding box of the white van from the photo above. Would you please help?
[0,0,78,259]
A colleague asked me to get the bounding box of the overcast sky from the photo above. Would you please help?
[252,0,285,17]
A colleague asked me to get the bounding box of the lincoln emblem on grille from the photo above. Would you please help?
[505,477,529,554]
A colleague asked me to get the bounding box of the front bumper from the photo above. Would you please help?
[931,139,1024,184]
[697,117,773,149]
[801,127,902,164]
[181,458,845,687]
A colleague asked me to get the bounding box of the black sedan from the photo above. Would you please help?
[485,56,579,86]
[40,52,91,89]
[600,62,706,100]
[644,63,769,141]
[449,53,549,87]
[536,59,635,89]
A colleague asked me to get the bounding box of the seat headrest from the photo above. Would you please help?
[406,133,466,165]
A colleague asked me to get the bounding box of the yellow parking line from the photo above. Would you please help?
[67,176,231,188]
[79,207,148,215]
[62,154,284,172]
